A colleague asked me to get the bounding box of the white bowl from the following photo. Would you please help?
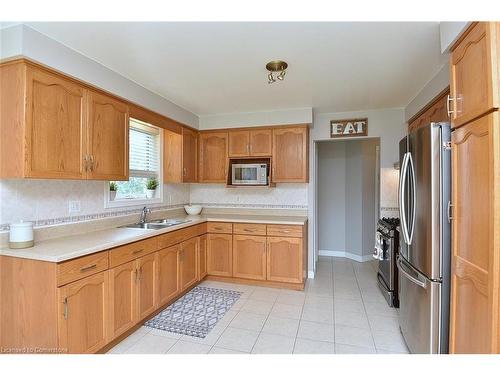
[184,205,203,216]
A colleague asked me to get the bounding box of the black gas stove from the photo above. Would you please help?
[374,217,401,307]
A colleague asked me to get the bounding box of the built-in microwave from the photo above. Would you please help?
[231,163,268,185]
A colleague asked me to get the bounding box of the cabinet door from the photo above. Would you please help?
[157,245,180,306]
[108,261,137,339]
[87,90,129,180]
[272,127,308,182]
[450,22,499,128]
[57,271,109,354]
[207,233,233,277]
[199,132,228,182]
[180,237,198,291]
[136,253,158,320]
[25,66,86,179]
[198,234,208,280]
[183,127,198,182]
[163,130,182,183]
[449,113,498,353]
[250,128,272,156]
[233,235,266,280]
[266,237,302,283]
[229,130,250,157]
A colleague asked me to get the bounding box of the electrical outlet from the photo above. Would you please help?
[69,200,81,214]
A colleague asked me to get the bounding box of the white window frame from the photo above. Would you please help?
[104,119,163,209]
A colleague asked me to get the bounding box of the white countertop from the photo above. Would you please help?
[0,214,307,263]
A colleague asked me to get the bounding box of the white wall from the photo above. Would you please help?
[440,22,470,53]
[199,108,313,129]
[0,24,199,128]
[309,108,406,272]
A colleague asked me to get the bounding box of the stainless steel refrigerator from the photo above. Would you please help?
[397,122,451,354]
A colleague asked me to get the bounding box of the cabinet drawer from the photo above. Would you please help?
[157,223,206,249]
[57,251,109,286]
[207,222,233,234]
[109,237,158,268]
[266,224,303,238]
[233,223,266,236]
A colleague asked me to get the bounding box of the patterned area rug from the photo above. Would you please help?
[144,286,242,338]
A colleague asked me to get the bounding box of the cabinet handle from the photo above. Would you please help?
[63,297,68,320]
[80,264,97,272]
[447,201,454,223]
[446,95,454,117]
[132,249,144,255]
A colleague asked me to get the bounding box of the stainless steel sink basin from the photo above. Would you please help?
[120,218,191,230]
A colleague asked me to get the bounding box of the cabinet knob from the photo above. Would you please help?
[63,297,68,320]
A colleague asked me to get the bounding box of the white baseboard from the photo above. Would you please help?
[318,250,374,263]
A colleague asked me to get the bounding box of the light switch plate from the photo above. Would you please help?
[69,200,81,214]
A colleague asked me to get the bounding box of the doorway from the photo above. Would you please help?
[315,137,381,262]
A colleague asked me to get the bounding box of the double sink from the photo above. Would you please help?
[121,218,191,230]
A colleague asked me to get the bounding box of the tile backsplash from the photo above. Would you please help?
[0,179,190,230]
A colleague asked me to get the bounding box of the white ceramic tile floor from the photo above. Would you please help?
[107,257,409,354]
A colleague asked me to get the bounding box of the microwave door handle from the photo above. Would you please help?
[398,152,410,245]
[407,152,417,245]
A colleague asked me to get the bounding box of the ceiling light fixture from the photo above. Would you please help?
[266,60,288,84]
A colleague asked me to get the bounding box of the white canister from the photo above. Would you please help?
[9,221,34,249]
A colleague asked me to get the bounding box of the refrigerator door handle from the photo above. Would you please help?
[398,152,410,245]
[397,256,427,289]
[407,152,417,245]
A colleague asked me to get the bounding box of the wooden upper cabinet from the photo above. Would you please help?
[57,271,109,354]
[182,127,198,182]
[87,91,129,181]
[163,130,183,183]
[228,128,272,157]
[408,92,450,132]
[229,130,251,157]
[199,132,228,182]
[25,67,87,179]
[449,113,499,353]
[272,126,309,182]
[250,128,272,156]
[450,22,499,128]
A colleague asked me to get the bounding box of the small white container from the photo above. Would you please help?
[184,205,203,216]
[9,221,34,249]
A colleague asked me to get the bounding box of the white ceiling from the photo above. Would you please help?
[24,22,446,116]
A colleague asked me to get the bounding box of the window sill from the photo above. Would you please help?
[104,196,163,209]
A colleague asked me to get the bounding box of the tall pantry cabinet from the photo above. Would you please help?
[448,22,500,353]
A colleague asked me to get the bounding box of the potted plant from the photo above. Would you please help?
[146,178,158,199]
[109,182,118,201]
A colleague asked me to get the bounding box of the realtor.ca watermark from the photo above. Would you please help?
[1,347,68,354]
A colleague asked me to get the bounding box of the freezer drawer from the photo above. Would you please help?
[398,256,442,354]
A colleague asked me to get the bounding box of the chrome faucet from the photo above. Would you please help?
[140,206,151,224]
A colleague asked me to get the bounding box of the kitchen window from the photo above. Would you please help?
[105,118,162,208]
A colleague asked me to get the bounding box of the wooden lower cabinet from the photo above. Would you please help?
[136,253,158,320]
[157,245,180,306]
[198,234,208,280]
[57,271,109,354]
[207,233,233,277]
[180,237,198,291]
[266,237,303,283]
[108,261,137,339]
[449,113,500,353]
[233,235,267,280]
